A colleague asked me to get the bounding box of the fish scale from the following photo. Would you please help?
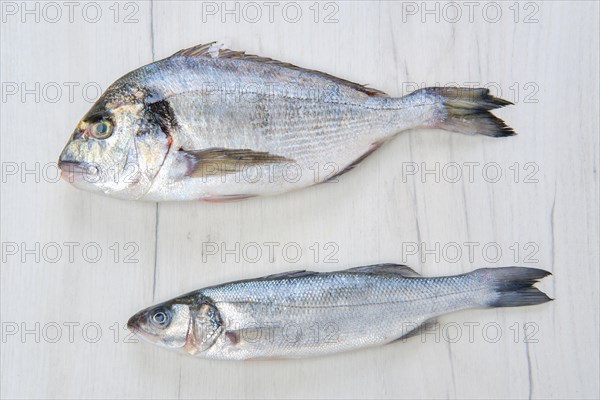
[127,264,551,360]
[58,42,515,201]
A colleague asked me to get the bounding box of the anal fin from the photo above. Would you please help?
[324,142,383,182]
[391,318,439,343]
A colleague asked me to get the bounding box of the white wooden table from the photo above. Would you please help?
[1,1,598,398]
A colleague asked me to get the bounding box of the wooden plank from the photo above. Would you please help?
[1,1,598,399]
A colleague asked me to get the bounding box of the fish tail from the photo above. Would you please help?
[415,87,516,137]
[473,267,552,308]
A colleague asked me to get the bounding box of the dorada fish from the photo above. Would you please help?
[127,264,551,360]
[59,42,515,201]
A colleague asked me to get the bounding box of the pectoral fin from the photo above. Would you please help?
[224,325,280,346]
[180,148,293,177]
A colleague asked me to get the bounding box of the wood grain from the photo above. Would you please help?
[1,1,598,399]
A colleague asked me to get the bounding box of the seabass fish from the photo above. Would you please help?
[127,265,551,360]
[59,42,515,201]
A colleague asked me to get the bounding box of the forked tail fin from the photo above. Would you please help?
[417,87,516,137]
[473,267,552,308]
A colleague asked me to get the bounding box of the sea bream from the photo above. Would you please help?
[58,42,516,201]
[127,265,551,360]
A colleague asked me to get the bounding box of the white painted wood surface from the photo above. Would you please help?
[1,1,598,398]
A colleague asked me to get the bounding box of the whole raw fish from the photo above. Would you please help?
[127,264,550,360]
[58,42,515,201]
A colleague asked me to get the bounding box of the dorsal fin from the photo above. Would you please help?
[260,270,320,280]
[344,263,421,278]
[171,42,388,98]
[234,264,420,285]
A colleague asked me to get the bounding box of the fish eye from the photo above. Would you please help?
[150,307,171,328]
[90,120,113,139]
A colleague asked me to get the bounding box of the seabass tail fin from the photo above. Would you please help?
[473,267,552,308]
[416,87,516,137]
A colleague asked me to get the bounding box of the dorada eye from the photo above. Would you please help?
[89,120,113,139]
[150,307,171,328]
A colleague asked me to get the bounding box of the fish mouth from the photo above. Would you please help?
[127,314,142,333]
[58,160,99,182]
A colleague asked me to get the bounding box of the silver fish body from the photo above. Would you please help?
[127,265,551,360]
[59,43,515,201]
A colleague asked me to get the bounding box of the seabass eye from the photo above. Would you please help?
[90,120,113,139]
[150,307,171,327]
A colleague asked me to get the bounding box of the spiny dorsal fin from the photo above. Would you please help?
[171,42,388,98]
[261,270,320,280]
[180,148,293,177]
[257,265,420,280]
[344,263,421,278]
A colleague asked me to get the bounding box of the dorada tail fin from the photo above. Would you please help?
[417,87,516,137]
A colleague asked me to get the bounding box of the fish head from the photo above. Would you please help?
[127,300,192,350]
[127,295,223,355]
[58,82,172,199]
